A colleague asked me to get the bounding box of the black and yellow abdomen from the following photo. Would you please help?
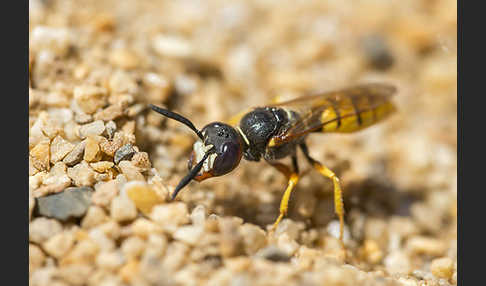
[319,91,396,133]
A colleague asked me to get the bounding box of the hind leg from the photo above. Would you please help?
[300,143,345,244]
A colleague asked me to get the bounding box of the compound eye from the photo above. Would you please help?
[212,141,242,176]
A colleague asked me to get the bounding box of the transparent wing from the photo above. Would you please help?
[268,83,397,146]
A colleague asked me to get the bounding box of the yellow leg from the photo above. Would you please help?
[312,162,345,243]
[267,161,300,232]
[272,173,299,230]
[300,142,345,245]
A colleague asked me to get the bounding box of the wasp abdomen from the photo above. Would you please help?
[320,91,396,133]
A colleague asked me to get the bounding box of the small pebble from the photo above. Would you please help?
[56,264,93,285]
[42,161,70,186]
[91,13,115,32]
[360,239,384,264]
[125,182,164,215]
[67,161,97,186]
[29,217,63,244]
[89,228,116,251]
[121,121,136,137]
[430,257,454,279]
[406,236,447,256]
[99,135,122,157]
[35,186,93,221]
[81,206,108,229]
[327,220,351,244]
[119,259,140,284]
[29,244,45,272]
[74,85,108,114]
[29,156,39,176]
[396,278,419,286]
[62,121,80,142]
[240,223,266,255]
[218,217,244,258]
[94,104,124,121]
[96,251,125,271]
[131,152,152,172]
[118,161,145,181]
[114,144,136,164]
[79,120,106,139]
[190,205,207,226]
[361,34,394,70]
[131,218,163,238]
[61,238,99,265]
[92,180,119,208]
[152,34,193,58]
[277,233,300,256]
[121,237,146,260]
[110,195,138,222]
[108,71,139,94]
[150,203,189,233]
[384,250,411,275]
[143,73,170,100]
[105,121,117,140]
[30,172,46,191]
[109,48,140,70]
[274,219,305,241]
[126,103,146,117]
[84,136,101,162]
[30,116,49,147]
[63,141,86,166]
[256,246,291,263]
[42,232,75,258]
[30,267,58,286]
[90,161,114,173]
[74,111,93,124]
[173,225,204,245]
[30,140,50,171]
[160,242,190,272]
[30,26,72,56]
[50,135,75,163]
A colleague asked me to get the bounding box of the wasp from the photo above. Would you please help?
[149,83,397,243]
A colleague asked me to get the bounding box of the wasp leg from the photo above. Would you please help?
[267,156,299,231]
[300,143,345,244]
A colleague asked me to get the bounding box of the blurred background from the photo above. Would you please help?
[29,0,457,285]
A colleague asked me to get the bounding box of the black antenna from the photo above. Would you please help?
[149,104,204,140]
[171,152,210,200]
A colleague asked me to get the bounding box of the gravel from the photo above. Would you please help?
[113,144,136,164]
[29,0,457,285]
[35,187,93,221]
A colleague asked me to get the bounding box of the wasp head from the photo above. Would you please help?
[189,122,243,180]
[149,105,244,200]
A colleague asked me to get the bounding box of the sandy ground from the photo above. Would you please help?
[29,0,457,285]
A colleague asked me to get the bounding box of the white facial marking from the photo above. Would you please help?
[203,153,218,172]
[193,141,217,173]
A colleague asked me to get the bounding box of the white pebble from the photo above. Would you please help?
[152,34,193,58]
[110,195,138,222]
[327,220,351,244]
[173,225,204,245]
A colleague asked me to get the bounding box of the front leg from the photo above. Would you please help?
[267,156,300,231]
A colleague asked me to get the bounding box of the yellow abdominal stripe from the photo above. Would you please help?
[321,102,396,133]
